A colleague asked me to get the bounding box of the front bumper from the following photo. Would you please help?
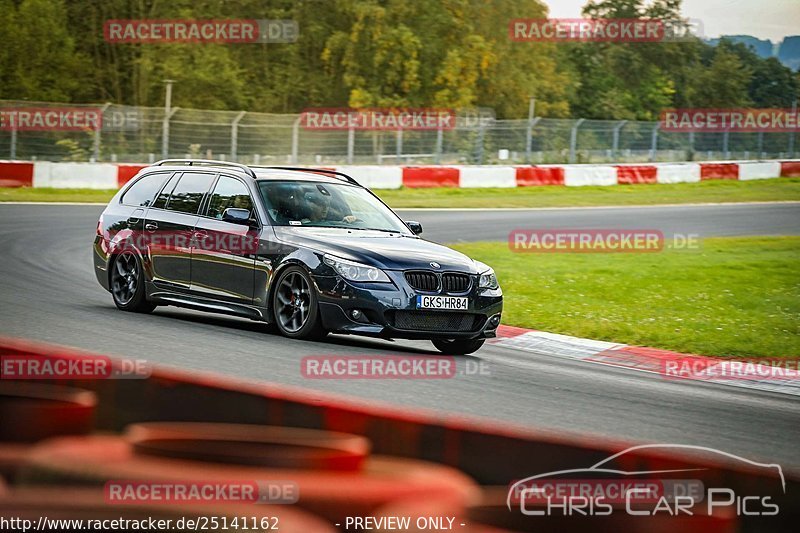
[313,270,503,340]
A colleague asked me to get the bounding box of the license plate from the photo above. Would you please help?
[416,295,468,310]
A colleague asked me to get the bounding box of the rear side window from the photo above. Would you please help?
[165,172,216,214]
[121,173,169,207]
[206,176,254,220]
[153,174,178,209]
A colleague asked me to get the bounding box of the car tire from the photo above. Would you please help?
[110,252,156,313]
[272,266,327,340]
[431,338,485,355]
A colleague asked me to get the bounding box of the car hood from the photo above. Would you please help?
[273,227,479,272]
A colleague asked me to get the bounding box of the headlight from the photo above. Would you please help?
[475,261,499,289]
[323,254,391,283]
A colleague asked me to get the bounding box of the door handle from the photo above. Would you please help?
[127,209,145,226]
[145,223,158,231]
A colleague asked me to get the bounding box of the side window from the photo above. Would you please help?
[165,172,216,214]
[206,176,254,220]
[153,174,178,210]
[121,173,169,207]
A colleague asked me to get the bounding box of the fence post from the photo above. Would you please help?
[347,125,354,164]
[161,107,179,159]
[612,120,627,160]
[525,97,535,163]
[230,111,246,162]
[649,123,660,162]
[757,131,764,158]
[92,103,111,162]
[475,121,487,164]
[526,117,541,164]
[569,118,584,164]
[789,99,797,158]
[291,116,301,164]
[435,126,443,164]
[10,125,17,159]
[687,131,695,161]
[395,128,403,164]
[722,130,730,159]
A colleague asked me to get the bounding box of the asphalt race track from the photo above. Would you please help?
[1,202,799,471]
[401,201,800,243]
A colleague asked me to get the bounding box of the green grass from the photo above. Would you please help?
[452,237,800,358]
[1,177,799,207]
[377,178,800,208]
[0,187,117,203]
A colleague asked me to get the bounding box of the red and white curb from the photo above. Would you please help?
[491,325,800,397]
[1,159,799,189]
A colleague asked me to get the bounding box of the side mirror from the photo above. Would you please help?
[222,208,251,225]
[405,220,423,235]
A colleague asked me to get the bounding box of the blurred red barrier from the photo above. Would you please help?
[0,161,34,187]
[0,382,96,442]
[515,166,565,186]
[780,161,800,177]
[126,422,370,471]
[116,164,147,187]
[0,382,96,483]
[616,165,658,184]
[19,432,479,525]
[700,163,739,180]
[402,166,459,187]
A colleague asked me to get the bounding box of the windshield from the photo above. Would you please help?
[258,180,411,234]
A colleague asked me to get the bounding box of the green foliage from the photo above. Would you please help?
[0,0,796,118]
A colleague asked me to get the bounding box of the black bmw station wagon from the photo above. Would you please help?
[93,160,503,354]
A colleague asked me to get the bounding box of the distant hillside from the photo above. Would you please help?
[778,36,800,71]
[707,35,773,58]
[707,35,800,71]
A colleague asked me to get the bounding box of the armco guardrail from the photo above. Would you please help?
[0,160,799,190]
[1,336,798,531]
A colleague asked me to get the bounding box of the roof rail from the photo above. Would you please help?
[250,166,362,187]
[152,159,257,178]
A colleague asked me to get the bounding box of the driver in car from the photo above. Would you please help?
[304,192,357,224]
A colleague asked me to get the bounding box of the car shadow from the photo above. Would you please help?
[149,307,443,355]
[86,302,480,358]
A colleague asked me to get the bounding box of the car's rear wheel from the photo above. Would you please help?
[431,338,485,355]
[272,266,327,340]
[110,252,156,313]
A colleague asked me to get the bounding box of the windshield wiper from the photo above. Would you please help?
[351,227,401,233]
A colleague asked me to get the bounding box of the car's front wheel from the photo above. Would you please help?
[110,252,156,313]
[272,266,327,340]
[431,338,485,355]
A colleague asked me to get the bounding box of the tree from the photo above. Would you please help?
[688,45,752,107]
[1,0,89,101]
